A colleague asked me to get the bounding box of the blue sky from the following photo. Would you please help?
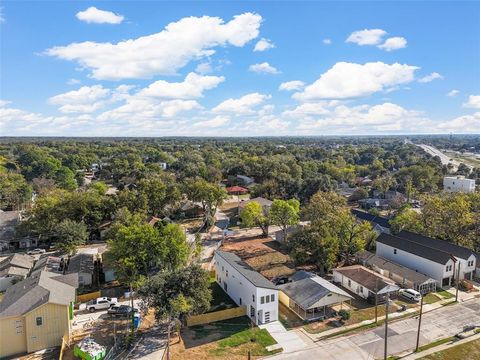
[1,1,479,136]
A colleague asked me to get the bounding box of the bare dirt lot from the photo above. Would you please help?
[220,235,295,279]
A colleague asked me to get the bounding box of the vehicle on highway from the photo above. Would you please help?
[108,305,139,317]
[86,297,118,312]
[27,248,46,255]
[399,288,421,302]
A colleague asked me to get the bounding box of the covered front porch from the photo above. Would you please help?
[286,298,347,321]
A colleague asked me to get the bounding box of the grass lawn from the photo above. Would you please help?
[208,281,237,313]
[420,339,480,360]
[423,293,441,304]
[436,290,454,299]
[416,337,454,353]
[178,316,280,359]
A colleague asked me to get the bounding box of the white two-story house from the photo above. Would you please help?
[376,231,476,288]
[443,176,475,193]
[214,250,278,325]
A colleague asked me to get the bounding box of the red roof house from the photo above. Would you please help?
[226,186,249,195]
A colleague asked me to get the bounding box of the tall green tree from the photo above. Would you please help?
[139,264,212,323]
[288,225,339,274]
[54,219,88,255]
[0,172,32,210]
[240,201,271,237]
[185,179,227,226]
[270,199,300,243]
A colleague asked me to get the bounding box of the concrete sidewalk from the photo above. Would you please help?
[400,333,480,359]
[300,298,455,342]
[259,321,308,353]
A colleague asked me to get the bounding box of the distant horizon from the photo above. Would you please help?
[0,133,479,140]
[1,1,479,136]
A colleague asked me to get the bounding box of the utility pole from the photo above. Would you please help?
[455,262,461,302]
[375,278,379,324]
[384,292,390,360]
[166,317,171,360]
[415,293,424,352]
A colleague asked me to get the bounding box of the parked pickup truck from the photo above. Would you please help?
[86,297,118,312]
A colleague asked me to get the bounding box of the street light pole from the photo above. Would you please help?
[384,292,390,360]
[415,293,424,352]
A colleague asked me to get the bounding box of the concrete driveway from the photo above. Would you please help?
[259,321,308,353]
[267,298,480,360]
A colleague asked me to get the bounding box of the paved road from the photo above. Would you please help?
[268,299,480,360]
[417,144,462,170]
[127,324,168,360]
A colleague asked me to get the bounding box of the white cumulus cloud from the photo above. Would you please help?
[249,62,280,74]
[346,29,387,45]
[323,39,332,45]
[76,7,124,24]
[212,93,271,114]
[446,90,460,97]
[192,116,230,128]
[49,85,113,113]
[137,72,224,99]
[279,80,305,91]
[418,72,443,83]
[293,62,418,101]
[377,37,407,51]
[254,38,275,51]
[46,13,262,80]
[464,95,480,109]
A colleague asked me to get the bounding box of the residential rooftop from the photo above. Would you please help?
[333,265,395,292]
[0,270,76,318]
[215,250,277,290]
[376,233,453,265]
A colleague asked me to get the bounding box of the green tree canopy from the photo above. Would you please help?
[139,264,212,323]
[54,219,88,255]
[240,201,271,237]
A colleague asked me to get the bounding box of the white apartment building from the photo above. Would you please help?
[376,231,476,287]
[443,176,475,193]
[214,250,278,325]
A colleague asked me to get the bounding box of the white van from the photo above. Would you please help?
[399,289,421,302]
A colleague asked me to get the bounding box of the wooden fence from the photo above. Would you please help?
[77,290,101,303]
[186,306,246,327]
[58,333,69,360]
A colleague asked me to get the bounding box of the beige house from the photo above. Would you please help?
[0,271,77,358]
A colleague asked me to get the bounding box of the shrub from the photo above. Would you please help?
[459,280,473,292]
[338,309,351,321]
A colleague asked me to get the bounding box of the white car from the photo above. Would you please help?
[27,248,46,255]
[399,288,421,302]
[86,297,118,312]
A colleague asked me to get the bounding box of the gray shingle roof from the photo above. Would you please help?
[0,271,76,318]
[66,253,95,275]
[398,231,474,261]
[278,272,352,309]
[0,266,30,278]
[215,250,277,290]
[239,197,273,209]
[351,209,391,229]
[377,233,453,265]
[0,253,35,271]
[356,251,435,285]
